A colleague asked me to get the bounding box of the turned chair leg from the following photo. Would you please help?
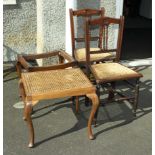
[133,78,140,117]
[107,82,115,102]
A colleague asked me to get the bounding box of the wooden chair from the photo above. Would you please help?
[70,8,125,77]
[69,8,116,76]
[16,50,77,108]
[84,16,143,123]
[16,51,99,147]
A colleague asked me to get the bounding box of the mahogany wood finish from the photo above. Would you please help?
[16,51,99,147]
[69,8,105,67]
[20,69,98,147]
[85,17,143,122]
[86,93,99,139]
[70,8,105,55]
[16,50,77,78]
[85,16,125,65]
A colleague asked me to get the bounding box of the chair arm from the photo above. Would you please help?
[16,55,30,78]
[16,51,77,75]
[22,51,60,60]
[27,61,77,72]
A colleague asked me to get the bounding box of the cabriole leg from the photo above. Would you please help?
[24,102,34,148]
[94,84,100,126]
[86,93,99,140]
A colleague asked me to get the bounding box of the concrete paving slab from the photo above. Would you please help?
[4,66,151,155]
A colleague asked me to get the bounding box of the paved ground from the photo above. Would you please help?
[4,65,152,155]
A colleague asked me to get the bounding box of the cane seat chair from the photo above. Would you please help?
[84,16,143,122]
[16,51,100,147]
[16,50,77,104]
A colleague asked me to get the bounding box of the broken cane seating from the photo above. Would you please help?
[16,51,99,147]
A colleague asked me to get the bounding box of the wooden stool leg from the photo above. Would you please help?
[24,102,34,148]
[19,81,27,120]
[72,96,79,113]
[85,96,90,107]
[19,79,25,99]
[86,93,99,140]
[72,96,75,105]
[75,96,79,113]
[107,82,115,101]
[86,65,90,79]
[133,79,140,116]
[18,80,22,98]
[23,102,26,120]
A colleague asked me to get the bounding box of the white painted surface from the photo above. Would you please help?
[3,0,16,5]
[115,0,124,18]
[65,0,76,55]
[114,0,124,48]
[36,0,44,65]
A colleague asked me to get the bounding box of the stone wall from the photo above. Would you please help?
[3,0,66,63]
[100,0,117,49]
[42,0,65,52]
[3,0,37,61]
[75,0,117,49]
[100,0,116,17]
[3,0,117,62]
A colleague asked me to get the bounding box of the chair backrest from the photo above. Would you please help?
[69,8,105,58]
[85,16,124,64]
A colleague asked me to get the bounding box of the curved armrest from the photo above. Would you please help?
[16,50,77,77]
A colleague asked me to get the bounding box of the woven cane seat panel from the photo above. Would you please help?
[22,68,93,96]
[91,63,142,82]
[75,48,112,62]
